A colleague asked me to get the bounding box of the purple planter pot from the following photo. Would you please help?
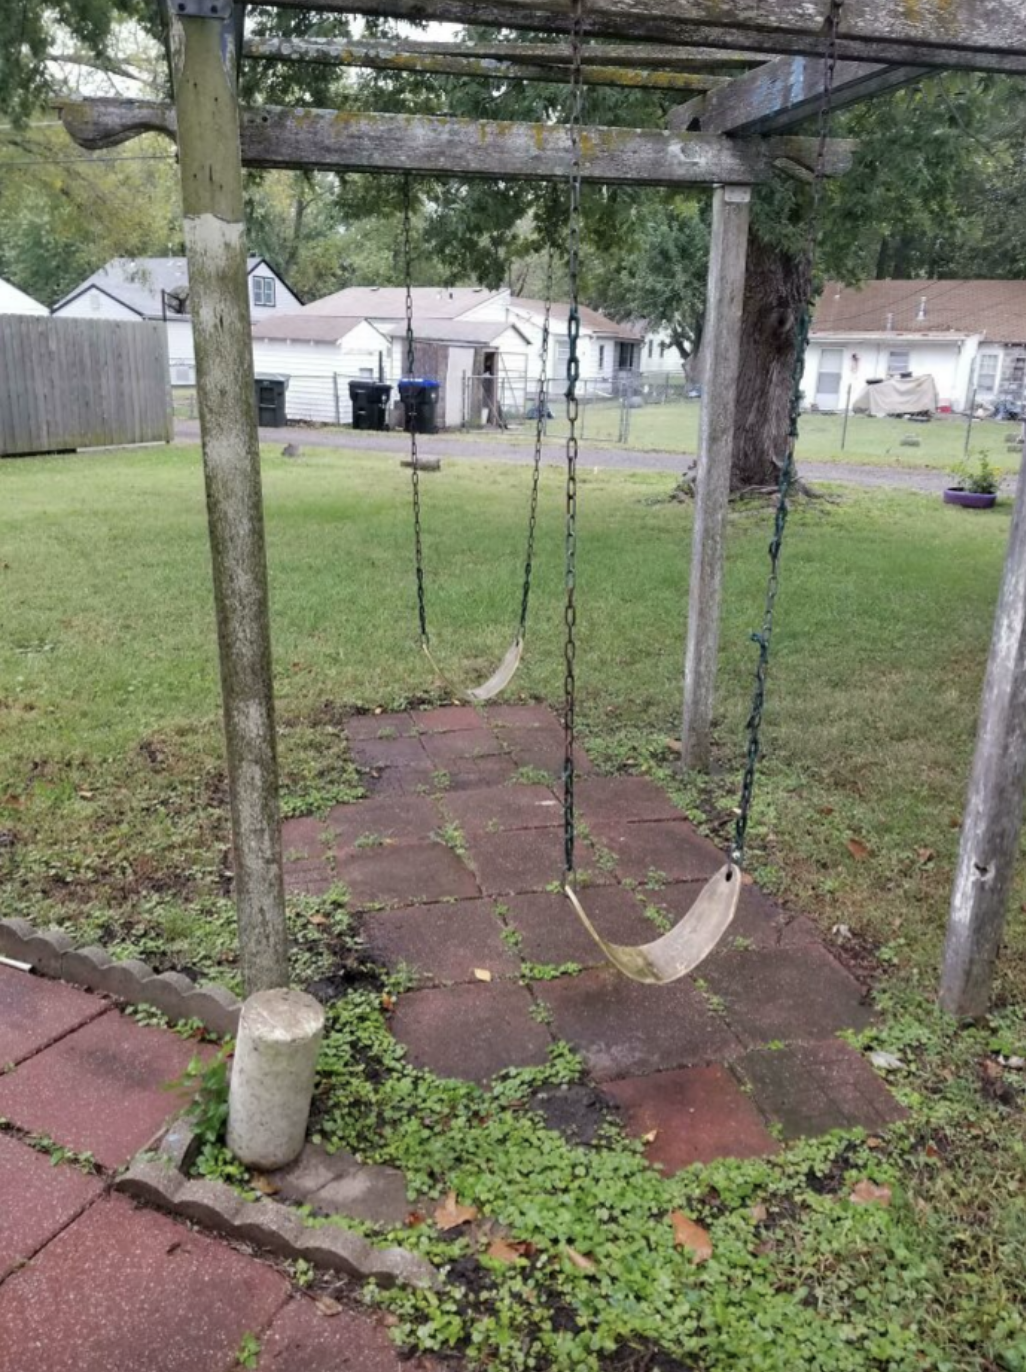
[944,488,998,510]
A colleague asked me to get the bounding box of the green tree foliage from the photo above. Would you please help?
[0,0,151,123]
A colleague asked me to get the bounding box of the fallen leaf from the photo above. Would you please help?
[381,993,395,1012]
[434,1191,478,1231]
[640,1129,659,1144]
[741,872,755,886]
[670,1211,713,1263]
[846,837,871,861]
[849,1180,892,1207]
[77,789,94,800]
[313,1295,343,1318]
[251,1174,280,1196]
[924,1143,940,1159]
[981,1059,1003,1081]
[565,1246,597,1272]
[2,794,24,808]
[405,1210,425,1227]
[308,914,329,927]
[866,1136,884,1150]
[749,1203,768,1223]
[950,815,962,829]
[665,738,682,755]
[916,847,935,865]
[818,805,835,817]
[382,1313,400,1328]
[486,1238,524,1264]
[473,968,493,983]
[869,1050,905,1072]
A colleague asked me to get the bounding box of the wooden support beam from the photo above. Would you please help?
[281,39,764,72]
[668,58,927,135]
[169,14,289,993]
[681,185,751,771]
[243,35,731,91]
[940,443,1026,1018]
[254,0,1026,74]
[59,99,857,185]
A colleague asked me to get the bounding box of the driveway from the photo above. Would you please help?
[174,419,1014,495]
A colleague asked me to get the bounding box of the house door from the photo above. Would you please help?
[815,348,844,410]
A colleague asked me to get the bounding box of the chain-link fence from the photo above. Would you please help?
[460,370,700,446]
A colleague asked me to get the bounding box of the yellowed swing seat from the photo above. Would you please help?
[422,637,524,704]
[565,863,741,986]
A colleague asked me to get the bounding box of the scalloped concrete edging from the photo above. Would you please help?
[115,1122,439,1291]
[0,917,241,1038]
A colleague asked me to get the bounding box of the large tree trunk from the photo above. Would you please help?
[730,232,811,492]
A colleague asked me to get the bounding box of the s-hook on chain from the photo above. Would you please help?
[562,0,585,881]
[731,0,845,869]
[402,174,428,646]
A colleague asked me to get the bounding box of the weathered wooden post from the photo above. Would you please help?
[940,441,1026,1018]
[682,184,752,771]
[170,4,289,992]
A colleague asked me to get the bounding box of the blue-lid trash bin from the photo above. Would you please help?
[398,377,440,435]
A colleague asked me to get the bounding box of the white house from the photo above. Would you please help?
[52,257,301,383]
[253,284,644,427]
[0,277,48,316]
[803,279,1026,414]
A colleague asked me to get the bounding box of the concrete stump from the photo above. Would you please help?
[227,989,325,1170]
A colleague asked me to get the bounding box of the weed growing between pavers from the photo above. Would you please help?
[183,971,1026,1372]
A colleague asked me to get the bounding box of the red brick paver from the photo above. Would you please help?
[604,1065,779,1173]
[339,839,480,910]
[255,1295,433,1371]
[701,945,873,1046]
[391,981,551,1081]
[505,887,658,968]
[536,968,741,1082]
[0,1195,287,1372]
[0,965,107,1067]
[0,1010,204,1168]
[0,1134,102,1281]
[362,899,520,985]
[738,1040,908,1140]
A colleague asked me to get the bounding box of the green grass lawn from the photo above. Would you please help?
[498,398,1022,474]
[2,443,1025,1370]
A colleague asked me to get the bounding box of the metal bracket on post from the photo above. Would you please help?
[169,0,233,17]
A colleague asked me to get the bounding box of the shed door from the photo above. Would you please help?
[815,348,844,410]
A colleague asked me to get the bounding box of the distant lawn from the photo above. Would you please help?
[3,442,1026,1370]
[497,397,1022,473]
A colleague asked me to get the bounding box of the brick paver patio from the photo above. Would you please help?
[285,702,904,1162]
[0,969,439,1372]
[0,701,904,1369]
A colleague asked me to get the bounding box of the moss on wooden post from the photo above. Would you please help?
[170,11,288,993]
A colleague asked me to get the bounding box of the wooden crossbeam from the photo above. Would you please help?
[243,36,732,91]
[59,98,855,185]
[668,57,926,135]
[252,0,1026,74]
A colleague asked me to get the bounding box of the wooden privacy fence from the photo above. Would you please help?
[0,316,172,457]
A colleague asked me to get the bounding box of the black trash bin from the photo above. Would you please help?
[398,377,440,435]
[254,375,287,427]
[349,379,392,430]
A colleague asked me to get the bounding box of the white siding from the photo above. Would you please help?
[0,279,47,316]
[55,287,140,322]
[802,335,979,413]
[251,321,393,424]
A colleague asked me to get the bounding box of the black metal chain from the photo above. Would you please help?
[563,0,585,880]
[402,175,428,646]
[518,251,554,640]
[731,0,844,868]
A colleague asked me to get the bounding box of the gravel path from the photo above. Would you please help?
[175,418,1015,494]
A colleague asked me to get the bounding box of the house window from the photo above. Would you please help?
[648,339,654,359]
[617,341,635,371]
[977,353,1000,394]
[252,275,276,308]
[555,339,571,375]
[1011,356,1025,387]
[887,349,911,375]
[598,344,606,371]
